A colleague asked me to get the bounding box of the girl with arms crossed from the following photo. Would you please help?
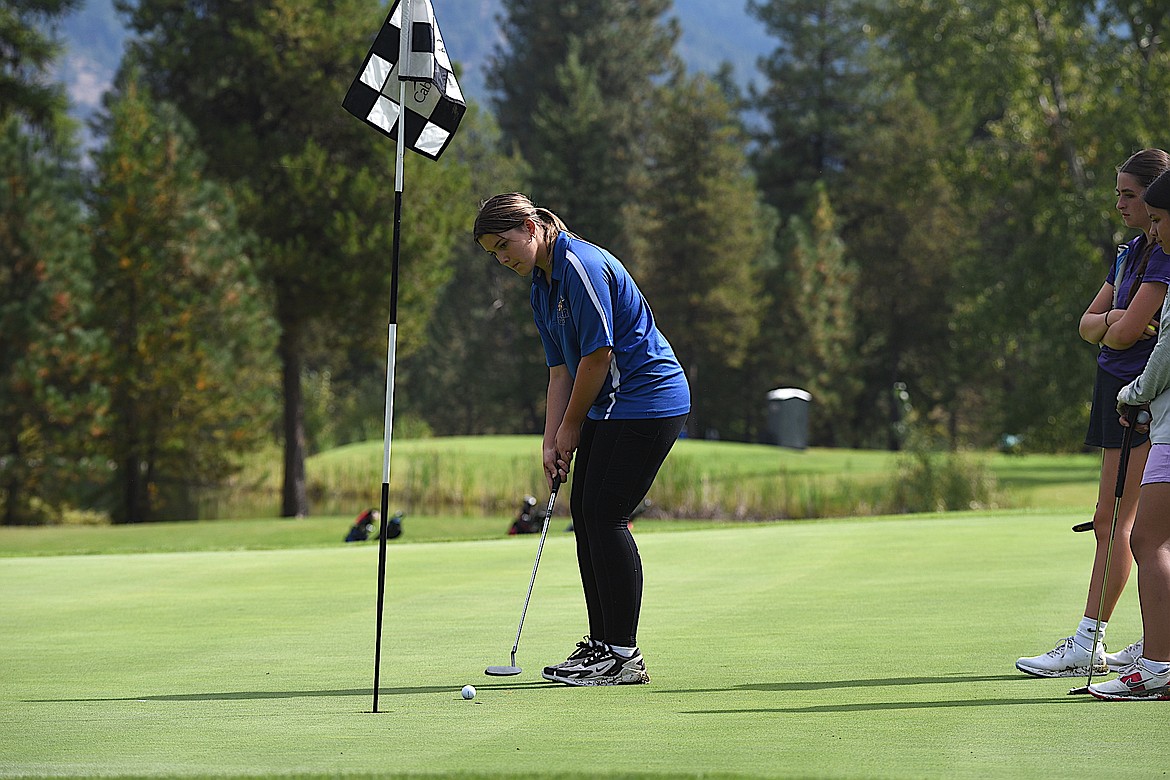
[1017,149,1170,678]
[1099,169,1170,700]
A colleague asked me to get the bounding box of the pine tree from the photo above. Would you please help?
[0,0,82,133]
[833,88,965,449]
[88,68,278,523]
[748,0,870,222]
[488,0,681,251]
[121,0,474,515]
[399,106,548,436]
[783,184,860,446]
[630,73,773,440]
[0,118,105,524]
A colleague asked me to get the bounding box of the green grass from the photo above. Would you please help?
[0,511,733,558]
[1,508,1159,779]
[988,451,1102,509]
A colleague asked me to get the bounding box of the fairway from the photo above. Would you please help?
[1,512,1163,779]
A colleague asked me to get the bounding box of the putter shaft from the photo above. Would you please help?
[1070,407,1141,695]
[485,477,561,677]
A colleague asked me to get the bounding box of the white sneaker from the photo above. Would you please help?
[1088,659,1170,701]
[1016,636,1106,678]
[1105,637,1144,671]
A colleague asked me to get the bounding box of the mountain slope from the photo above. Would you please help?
[57,0,771,126]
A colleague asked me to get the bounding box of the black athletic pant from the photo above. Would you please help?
[570,413,688,648]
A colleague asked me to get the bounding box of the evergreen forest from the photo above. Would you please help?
[4,0,1170,523]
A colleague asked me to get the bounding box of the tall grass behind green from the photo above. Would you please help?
[648,443,897,518]
[195,437,1007,520]
[189,435,1101,522]
[196,437,551,519]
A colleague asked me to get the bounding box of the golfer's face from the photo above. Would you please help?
[1117,173,1150,230]
[1148,206,1170,249]
[479,226,538,276]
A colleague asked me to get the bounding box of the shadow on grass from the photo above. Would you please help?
[27,681,560,703]
[30,674,1076,711]
[668,673,1024,695]
[685,697,1077,715]
[671,673,1082,713]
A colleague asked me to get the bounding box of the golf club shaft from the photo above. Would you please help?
[1084,406,1138,689]
[509,477,561,659]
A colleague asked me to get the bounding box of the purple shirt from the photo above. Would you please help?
[1100,236,1170,381]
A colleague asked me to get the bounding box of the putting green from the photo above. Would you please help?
[0,512,1157,779]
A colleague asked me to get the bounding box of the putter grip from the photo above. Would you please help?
[1115,407,1146,498]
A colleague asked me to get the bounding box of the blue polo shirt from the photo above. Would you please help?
[531,232,690,420]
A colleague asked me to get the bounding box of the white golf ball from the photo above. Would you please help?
[461,685,476,700]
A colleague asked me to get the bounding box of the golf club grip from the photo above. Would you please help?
[1115,407,1144,499]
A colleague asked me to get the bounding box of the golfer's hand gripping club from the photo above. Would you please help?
[1115,406,1151,497]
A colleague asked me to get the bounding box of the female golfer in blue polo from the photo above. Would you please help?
[475,193,689,686]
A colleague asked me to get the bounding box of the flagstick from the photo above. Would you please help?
[373,67,410,714]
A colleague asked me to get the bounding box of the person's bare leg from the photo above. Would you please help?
[1133,482,1170,662]
[1084,442,1148,621]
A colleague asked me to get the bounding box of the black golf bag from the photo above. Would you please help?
[345,509,403,542]
[508,495,543,535]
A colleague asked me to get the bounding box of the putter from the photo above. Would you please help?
[485,476,562,677]
[1069,407,1149,695]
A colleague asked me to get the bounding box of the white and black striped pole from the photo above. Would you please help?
[372,0,414,715]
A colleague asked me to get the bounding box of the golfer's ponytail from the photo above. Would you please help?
[474,193,575,244]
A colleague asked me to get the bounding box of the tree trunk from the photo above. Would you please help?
[117,396,147,523]
[121,454,143,524]
[3,430,20,525]
[278,316,308,518]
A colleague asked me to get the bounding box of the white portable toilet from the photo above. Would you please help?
[765,388,812,449]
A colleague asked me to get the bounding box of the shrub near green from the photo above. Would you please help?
[887,449,1002,514]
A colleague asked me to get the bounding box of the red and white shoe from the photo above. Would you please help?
[1088,659,1170,701]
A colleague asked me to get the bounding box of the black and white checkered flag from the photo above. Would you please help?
[343,0,466,160]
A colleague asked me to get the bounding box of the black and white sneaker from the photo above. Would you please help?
[541,636,599,677]
[543,645,650,686]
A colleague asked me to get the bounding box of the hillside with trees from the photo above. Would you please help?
[6,0,1170,522]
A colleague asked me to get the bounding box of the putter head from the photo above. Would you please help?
[484,665,522,676]
[1068,685,1090,695]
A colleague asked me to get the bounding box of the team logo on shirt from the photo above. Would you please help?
[557,296,568,325]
